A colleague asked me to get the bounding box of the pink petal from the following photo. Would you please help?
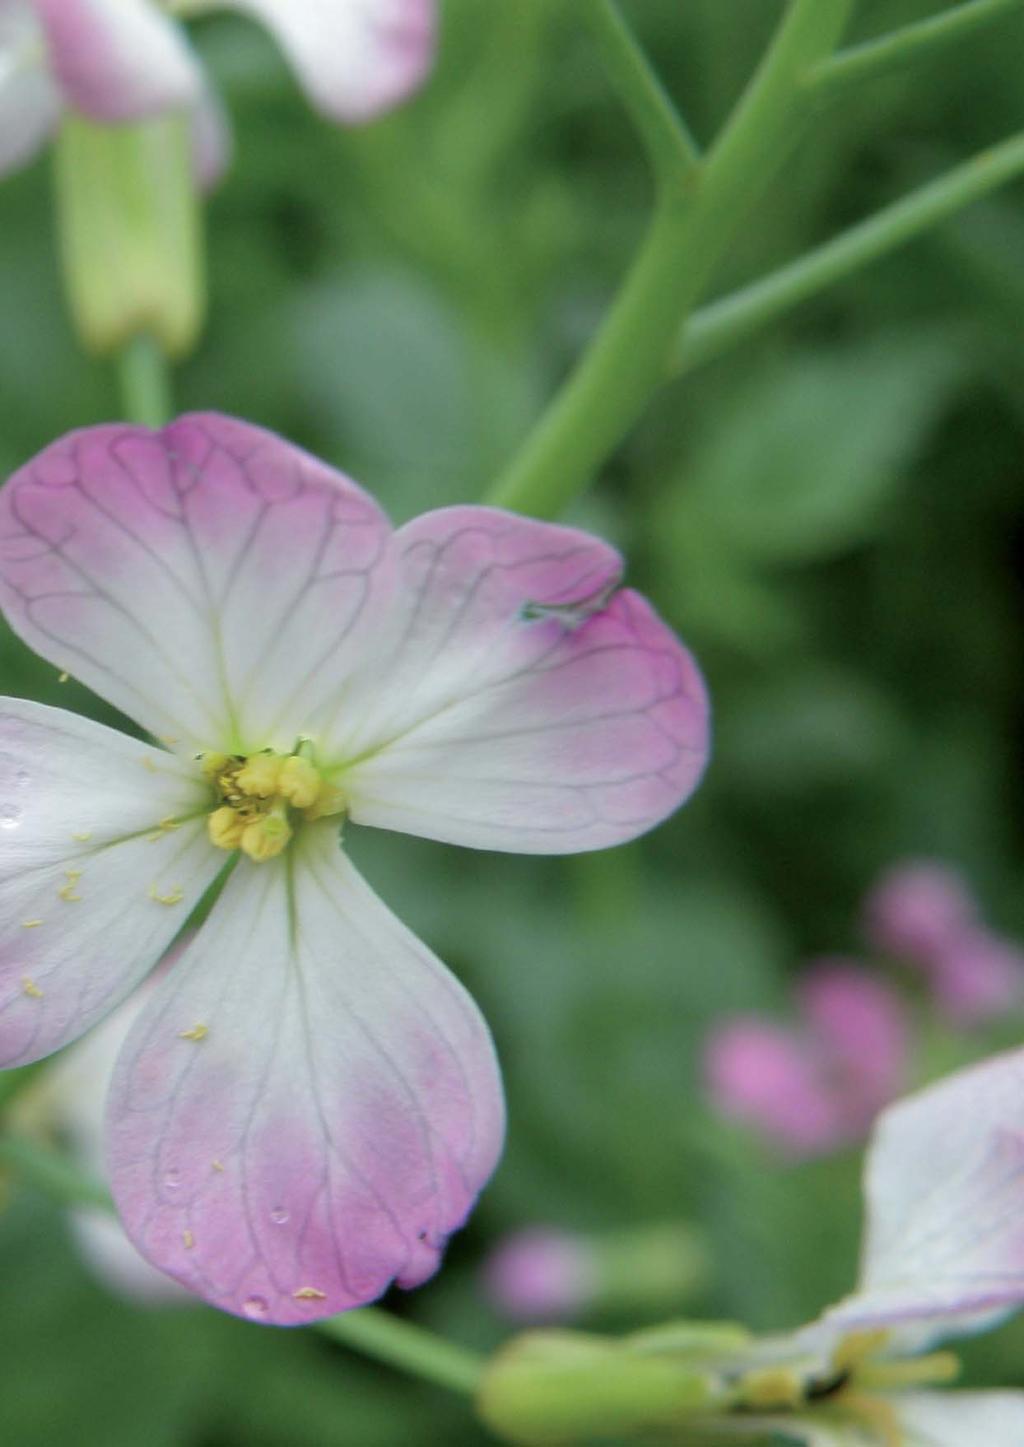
[106,826,505,1325]
[190,77,232,191]
[212,0,435,122]
[827,1047,1024,1334]
[334,506,709,853]
[862,859,977,967]
[30,0,201,121]
[0,2,60,177]
[0,699,220,1066]
[702,1018,843,1158]
[930,929,1024,1026]
[799,961,908,1129]
[895,1392,1024,1445]
[484,1229,596,1322]
[0,416,392,755]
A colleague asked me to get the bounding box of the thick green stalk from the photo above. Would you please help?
[319,1310,485,1396]
[488,0,856,518]
[673,130,1024,375]
[811,0,1024,92]
[116,333,173,430]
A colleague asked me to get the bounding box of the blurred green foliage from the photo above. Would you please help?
[3,2,1024,1443]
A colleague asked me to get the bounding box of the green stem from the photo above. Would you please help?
[318,1309,485,1397]
[673,129,1024,374]
[0,1061,50,1115]
[0,1136,113,1212]
[811,0,1024,91]
[586,0,701,185]
[488,0,855,518]
[116,333,173,430]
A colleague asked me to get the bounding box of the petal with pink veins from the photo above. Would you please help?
[31,0,201,121]
[0,699,219,1066]
[0,415,393,755]
[332,506,709,853]
[205,0,435,122]
[0,1,60,177]
[106,824,505,1324]
[826,1048,1024,1337]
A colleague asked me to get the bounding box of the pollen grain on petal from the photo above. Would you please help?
[71,831,93,843]
[183,1230,195,1249]
[178,1023,209,1042]
[292,1286,328,1302]
[149,883,185,906]
[21,977,43,999]
[210,1159,225,1173]
[21,919,44,930]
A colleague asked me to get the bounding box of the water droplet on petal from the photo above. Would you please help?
[242,1295,269,1319]
[269,1208,289,1225]
[0,804,22,829]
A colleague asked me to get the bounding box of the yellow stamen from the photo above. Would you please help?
[178,1023,209,1042]
[305,781,347,822]
[736,1368,805,1410]
[855,1350,960,1392]
[208,806,246,851]
[278,756,321,809]
[833,1330,890,1373]
[236,753,284,798]
[200,752,229,780]
[240,812,292,862]
[840,1391,903,1447]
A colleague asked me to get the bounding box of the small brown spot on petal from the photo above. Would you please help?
[183,1230,195,1249]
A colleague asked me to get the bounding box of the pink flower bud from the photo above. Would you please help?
[929,929,1024,1026]
[862,860,977,966]
[483,1229,597,1322]
[702,1019,842,1157]
[798,960,908,1132]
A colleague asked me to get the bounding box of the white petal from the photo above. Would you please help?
[896,1390,1024,1446]
[0,1,59,177]
[208,0,435,122]
[0,698,220,1065]
[330,506,709,853]
[31,0,201,121]
[827,1048,1024,1337]
[107,825,505,1324]
[0,416,392,754]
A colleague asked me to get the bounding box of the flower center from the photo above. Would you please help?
[201,748,346,863]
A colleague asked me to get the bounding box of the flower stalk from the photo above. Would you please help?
[489,0,856,519]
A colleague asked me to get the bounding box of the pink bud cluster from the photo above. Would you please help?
[863,859,1024,1025]
[703,860,1024,1161]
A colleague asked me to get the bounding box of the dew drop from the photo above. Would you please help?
[242,1295,269,1320]
[0,804,22,830]
[269,1208,289,1226]
[163,1168,181,1189]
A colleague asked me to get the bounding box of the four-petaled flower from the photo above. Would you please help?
[728,1048,1024,1444]
[0,0,435,181]
[0,413,709,1324]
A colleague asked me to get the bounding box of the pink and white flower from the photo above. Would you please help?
[0,412,709,1324]
[0,0,434,180]
[732,1048,1024,1444]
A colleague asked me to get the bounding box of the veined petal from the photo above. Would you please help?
[106,826,505,1324]
[896,1391,1024,1446]
[208,0,435,122]
[0,699,219,1066]
[0,1,59,177]
[0,415,392,755]
[332,507,709,853]
[30,0,201,121]
[826,1048,1024,1336]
